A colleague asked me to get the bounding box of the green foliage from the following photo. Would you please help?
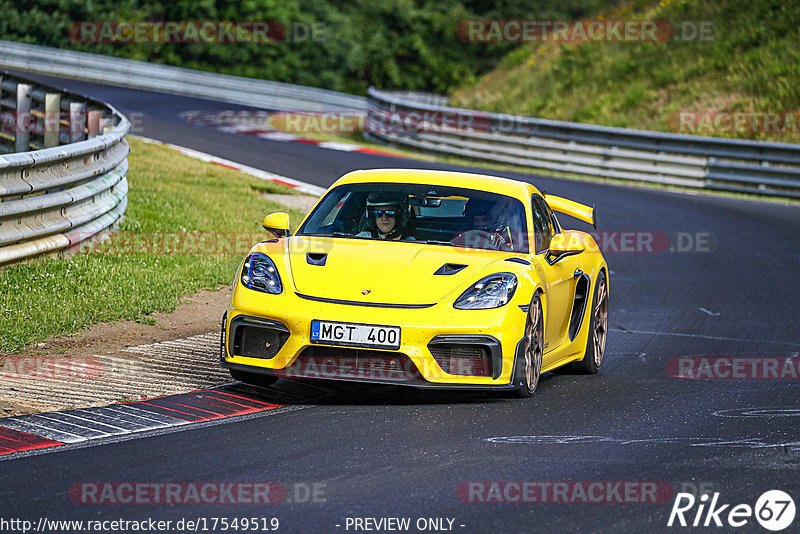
[0,0,622,95]
[502,46,533,69]
[0,138,304,353]
[452,0,800,142]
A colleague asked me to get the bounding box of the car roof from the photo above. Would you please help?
[333,169,540,199]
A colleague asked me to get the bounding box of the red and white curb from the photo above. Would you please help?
[181,111,405,158]
[130,135,326,196]
[0,378,350,457]
[0,388,285,455]
[0,331,352,458]
[215,125,404,158]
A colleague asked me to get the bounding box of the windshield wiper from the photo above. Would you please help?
[426,240,455,246]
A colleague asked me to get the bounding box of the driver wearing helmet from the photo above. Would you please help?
[465,198,502,232]
[453,197,514,250]
[357,191,416,241]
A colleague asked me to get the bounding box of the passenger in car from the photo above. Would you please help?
[451,198,514,250]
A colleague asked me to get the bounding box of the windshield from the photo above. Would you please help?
[297,182,529,253]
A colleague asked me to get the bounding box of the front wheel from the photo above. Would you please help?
[516,293,544,397]
[572,270,608,374]
[230,368,279,387]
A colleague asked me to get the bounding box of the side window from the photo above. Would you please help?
[531,195,554,253]
[537,197,557,238]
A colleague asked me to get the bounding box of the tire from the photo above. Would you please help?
[516,293,544,397]
[230,368,279,387]
[572,270,608,374]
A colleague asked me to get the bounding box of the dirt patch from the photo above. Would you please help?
[0,398,42,418]
[0,286,231,417]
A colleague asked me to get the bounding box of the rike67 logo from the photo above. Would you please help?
[668,490,795,531]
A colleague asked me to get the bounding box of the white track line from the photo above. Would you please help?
[130,135,326,196]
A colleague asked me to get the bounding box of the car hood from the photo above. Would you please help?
[286,236,509,305]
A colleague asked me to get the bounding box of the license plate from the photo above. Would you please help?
[310,320,401,350]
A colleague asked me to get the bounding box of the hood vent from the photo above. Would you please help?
[434,263,468,276]
[306,252,328,266]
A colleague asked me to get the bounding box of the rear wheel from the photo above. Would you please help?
[230,368,279,387]
[516,293,543,397]
[572,270,608,374]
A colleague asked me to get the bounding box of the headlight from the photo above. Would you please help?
[241,253,282,294]
[454,273,517,309]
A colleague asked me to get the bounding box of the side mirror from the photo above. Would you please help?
[262,212,290,238]
[547,232,585,263]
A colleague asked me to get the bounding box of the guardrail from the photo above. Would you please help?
[0,40,366,113]
[0,70,129,265]
[365,88,800,199]
[4,41,797,199]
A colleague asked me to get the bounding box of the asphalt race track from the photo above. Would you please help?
[2,74,800,533]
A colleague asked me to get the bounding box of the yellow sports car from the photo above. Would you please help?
[220,169,608,396]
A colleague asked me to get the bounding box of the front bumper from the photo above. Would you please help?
[221,287,528,389]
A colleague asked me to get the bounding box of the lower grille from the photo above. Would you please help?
[280,346,420,381]
[429,344,492,377]
[232,325,289,359]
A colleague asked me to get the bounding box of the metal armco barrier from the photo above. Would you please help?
[4,41,797,199]
[0,40,366,113]
[365,88,800,199]
[0,70,129,265]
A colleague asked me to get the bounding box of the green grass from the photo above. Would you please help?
[450,0,800,143]
[0,138,304,353]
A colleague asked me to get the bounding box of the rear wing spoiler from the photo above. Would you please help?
[544,195,597,229]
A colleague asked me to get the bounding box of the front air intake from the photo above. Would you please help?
[283,346,420,381]
[429,344,492,377]
[230,316,290,359]
[427,335,501,378]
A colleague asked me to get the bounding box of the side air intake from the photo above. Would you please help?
[434,263,467,276]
